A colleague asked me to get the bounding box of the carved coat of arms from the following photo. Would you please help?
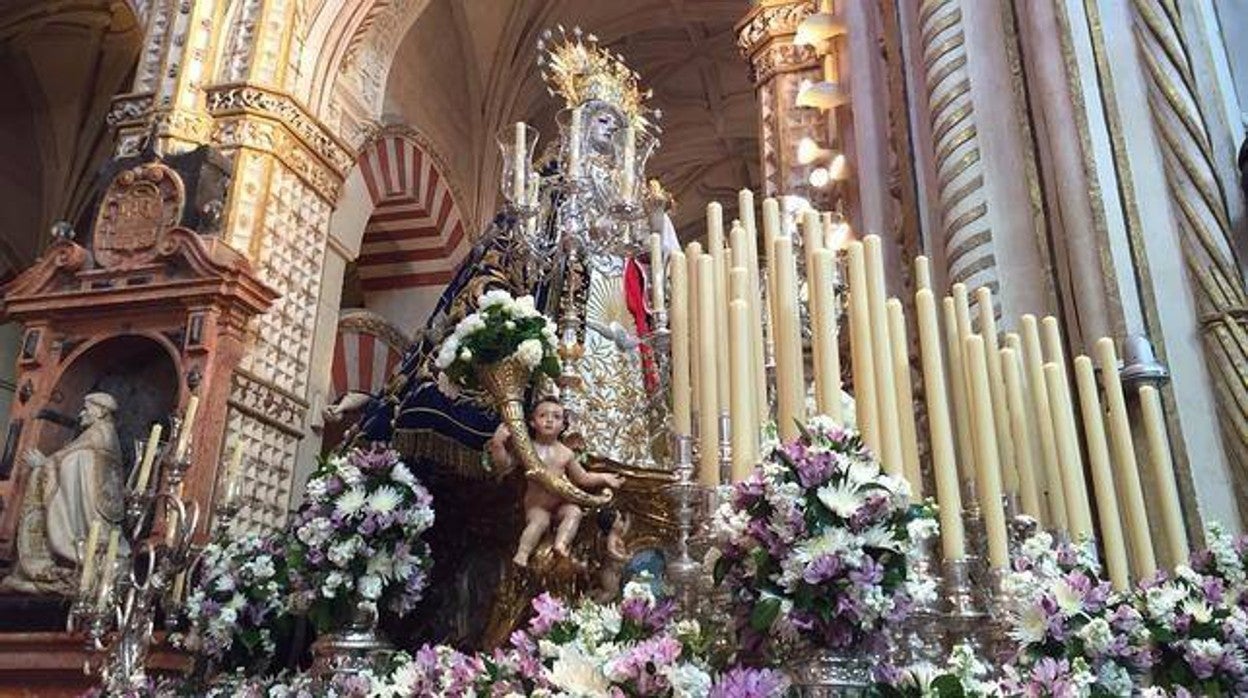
[92,162,185,269]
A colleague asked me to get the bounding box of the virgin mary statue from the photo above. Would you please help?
[341,29,678,645]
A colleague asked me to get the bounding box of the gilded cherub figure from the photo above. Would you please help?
[488,398,623,567]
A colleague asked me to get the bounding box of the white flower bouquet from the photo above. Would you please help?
[712,416,921,660]
[433,288,561,399]
[286,447,435,631]
[172,522,292,674]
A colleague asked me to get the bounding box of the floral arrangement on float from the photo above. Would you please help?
[711,416,927,667]
[433,288,562,400]
[170,523,293,675]
[284,446,435,629]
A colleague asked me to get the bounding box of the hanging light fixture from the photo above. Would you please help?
[796,55,849,110]
[828,152,848,180]
[797,137,830,165]
[793,1,847,46]
[809,167,831,188]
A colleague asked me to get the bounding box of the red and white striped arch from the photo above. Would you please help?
[355,134,469,291]
[329,310,408,400]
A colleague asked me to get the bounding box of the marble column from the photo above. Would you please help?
[905,0,1051,321]
[736,0,833,209]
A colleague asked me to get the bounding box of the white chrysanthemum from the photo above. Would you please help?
[1182,597,1214,624]
[549,644,611,696]
[816,480,863,518]
[793,526,856,564]
[1053,578,1084,616]
[846,458,881,484]
[860,524,903,551]
[305,476,329,500]
[338,463,364,486]
[358,574,383,600]
[459,347,473,361]
[367,485,402,514]
[335,487,368,517]
[515,338,544,369]
[664,663,713,698]
[434,336,460,369]
[479,289,513,309]
[1078,617,1114,655]
[390,462,416,486]
[622,578,656,605]
[907,516,939,541]
[513,294,538,316]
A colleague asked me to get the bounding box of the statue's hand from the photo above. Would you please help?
[21,449,47,470]
[601,473,625,490]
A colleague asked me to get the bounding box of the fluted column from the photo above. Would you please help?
[909,0,1049,319]
[1130,0,1248,515]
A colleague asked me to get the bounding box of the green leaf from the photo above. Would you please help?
[750,596,782,632]
[713,556,732,586]
[930,674,966,697]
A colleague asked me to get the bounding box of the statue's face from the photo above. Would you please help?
[529,401,566,439]
[584,105,623,154]
[79,403,104,427]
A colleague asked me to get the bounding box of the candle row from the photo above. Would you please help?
[661,190,1190,591]
[914,277,1188,587]
[667,194,845,485]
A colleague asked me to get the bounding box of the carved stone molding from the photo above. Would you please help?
[206,85,355,174]
[106,93,154,127]
[736,0,818,83]
[229,369,308,438]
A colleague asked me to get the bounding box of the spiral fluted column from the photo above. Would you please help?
[916,0,997,301]
[1131,0,1248,501]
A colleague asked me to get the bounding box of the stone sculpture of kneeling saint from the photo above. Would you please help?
[487,398,623,567]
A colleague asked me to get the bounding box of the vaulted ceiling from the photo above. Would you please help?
[382,0,759,240]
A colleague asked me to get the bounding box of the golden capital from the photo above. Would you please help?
[735,0,819,84]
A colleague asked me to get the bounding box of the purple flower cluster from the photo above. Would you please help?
[172,524,290,673]
[712,417,917,659]
[285,446,435,628]
[709,666,793,698]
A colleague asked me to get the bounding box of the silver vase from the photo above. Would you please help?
[788,646,873,697]
[310,599,393,679]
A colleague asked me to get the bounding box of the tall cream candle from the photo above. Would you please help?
[686,242,703,420]
[864,236,902,477]
[1139,385,1190,568]
[1021,315,1066,530]
[621,126,636,195]
[846,242,879,451]
[696,254,720,486]
[915,256,932,291]
[97,528,120,610]
[649,233,664,311]
[975,288,1016,495]
[1074,356,1131,590]
[803,211,823,287]
[739,190,768,424]
[1006,332,1047,526]
[1044,363,1095,541]
[513,122,527,201]
[134,423,163,493]
[568,107,583,177]
[943,298,976,486]
[812,249,843,422]
[78,520,102,592]
[887,299,922,496]
[1001,348,1043,520]
[708,204,730,416]
[773,236,803,441]
[1095,338,1157,578]
[952,285,977,482]
[669,249,691,436]
[730,299,758,480]
[762,198,781,369]
[175,395,200,460]
[916,290,965,559]
[966,335,1010,570]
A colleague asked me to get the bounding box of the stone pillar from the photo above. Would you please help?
[908,0,1050,320]
[106,0,354,531]
[1127,0,1248,525]
[736,0,830,208]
